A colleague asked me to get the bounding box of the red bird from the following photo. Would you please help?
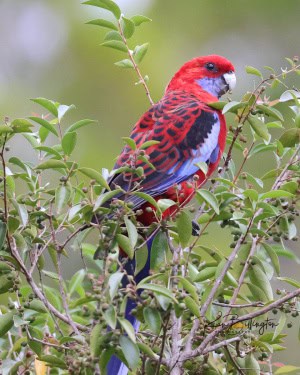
[105,55,236,375]
[108,55,236,224]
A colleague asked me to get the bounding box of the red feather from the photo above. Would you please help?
[108,55,235,225]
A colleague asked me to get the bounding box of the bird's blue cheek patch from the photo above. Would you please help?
[196,78,215,96]
[196,77,224,98]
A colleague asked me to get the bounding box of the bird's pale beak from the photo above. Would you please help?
[223,71,236,91]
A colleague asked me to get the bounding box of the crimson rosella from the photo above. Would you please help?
[104,55,236,375]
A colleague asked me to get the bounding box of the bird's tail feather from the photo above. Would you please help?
[106,238,152,375]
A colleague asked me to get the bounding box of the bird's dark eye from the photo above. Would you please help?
[206,62,216,71]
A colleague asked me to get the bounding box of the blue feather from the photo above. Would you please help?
[106,238,153,375]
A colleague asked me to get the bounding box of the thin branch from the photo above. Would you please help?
[9,238,88,332]
[213,301,264,308]
[202,336,241,355]
[57,251,80,335]
[155,313,170,375]
[199,217,253,318]
[224,345,246,375]
[117,19,154,106]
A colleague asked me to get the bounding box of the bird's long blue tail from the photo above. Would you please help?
[106,238,153,375]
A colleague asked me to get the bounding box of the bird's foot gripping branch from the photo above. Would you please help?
[1,1,300,373]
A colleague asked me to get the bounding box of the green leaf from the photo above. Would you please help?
[31,97,58,117]
[66,119,97,133]
[208,101,227,110]
[120,336,140,370]
[37,159,67,170]
[249,265,273,301]
[194,266,216,282]
[139,140,160,149]
[249,143,277,157]
[143,307,161,335]
[62,131,77,156]
[176,210,192,247]
[69,269,85,296]
[55,185,71,214]
[215,259,238,287]
[102,40,127,52]
[42,270,59,280]
[28,327,43,355]
[150,231,169,270]
[108,272,124,299]
[248,116,271,144]
[135,245,148,276]
[115,59,134,69]
[0,275,13,294]
[28,299,48,313]
[0,222,7,250]
[243,189,259,202]
[184,296,200,318]
[87,18,118,30]
[122,136,136,150]
[35,146,62,159]
[104,30,123,41]
[12,202,28,227]
[277,277,300,288]
[256,104,284,122]
[0,125,13,134]
[260,190,294,200]
[137,343,157,359]
[262,243,280,276]
[11,118,34,133]
[90,323,103,357]
[279,128,300,147]
[118,318,136,343]
[94,189,122,211]
[245,353,260,375]
[83,0,121,19]
[133,43,149,64]
[195,161,208,175]
[78,167,110,190]
[245,65,263,78]
[116,234,134,259]
[133,192,158,209]
[0,312,14,337]
[122,17,135,38]
[137,283,177,302]
[196,189,219,214]
[222,101,246,114]
[281,181,298,194]
[157,198,176,212]
[29,117,58,136]
[131,15,152,26]
[176,276,199,302]
[38,355,67,369]
[273,313,286,341]
[104,305,117,329]
[124,216,138,248]
[13,315,30,327]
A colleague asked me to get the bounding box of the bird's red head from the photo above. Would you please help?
[166,55,236,99]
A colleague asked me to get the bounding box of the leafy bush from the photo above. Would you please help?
[0,1,300,374]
